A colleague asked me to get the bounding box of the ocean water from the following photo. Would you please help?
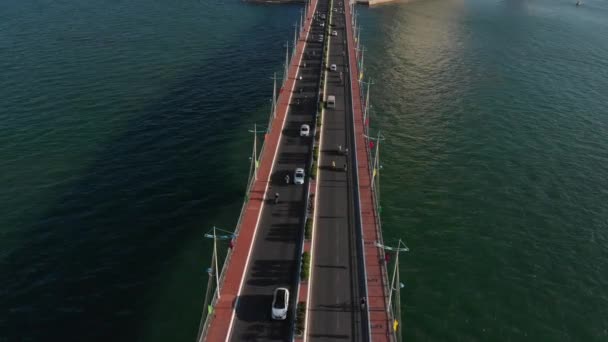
[0,0,607,341]
[358,0,608,341]
[0,0,301,341]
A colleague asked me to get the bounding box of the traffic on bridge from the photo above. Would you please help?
[197,1,404,341]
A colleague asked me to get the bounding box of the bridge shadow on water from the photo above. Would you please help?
[0,41,286,341]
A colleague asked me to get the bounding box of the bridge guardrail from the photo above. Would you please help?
[348,4,395,340]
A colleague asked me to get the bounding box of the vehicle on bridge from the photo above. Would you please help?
[327,95,336,109]
[294,168,305,185]
[300,124,310,137]
[271,287,289,320]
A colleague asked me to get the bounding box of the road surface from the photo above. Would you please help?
[229,1,329,340]
[308,0,367,341]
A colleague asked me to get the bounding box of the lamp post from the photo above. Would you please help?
[361,78,374,134]
[358,45,365,78]
[203,226,238,299]
[375,239,409,339]
[284,41,290,86]
[363,130,385,192]
[293,23,298,55]
[355,46,366,100]
[356,25,361,51]
[249,124,268,181]
[270,72,279,121]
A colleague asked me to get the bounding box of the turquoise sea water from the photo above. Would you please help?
[1,0,607,341]
[359,0,608,340]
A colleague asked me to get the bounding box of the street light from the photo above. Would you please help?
[376,239,410,308]
[270,72,279,120]
[203,226,237,299]
[363,129,385,218]
[375,239,409,339]
[360,78,374,130]
[293,23,298,55]
[355,45,365,81]
[248,124,268,181]
[284,41,290,86]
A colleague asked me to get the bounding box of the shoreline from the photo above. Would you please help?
[243,0,402,6]
[243,0,306,4]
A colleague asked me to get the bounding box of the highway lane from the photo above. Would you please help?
[308,0,366,341]
[229,1,329,341]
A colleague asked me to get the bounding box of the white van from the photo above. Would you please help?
[327,95,336,109]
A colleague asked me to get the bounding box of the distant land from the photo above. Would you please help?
[243,0,401,5]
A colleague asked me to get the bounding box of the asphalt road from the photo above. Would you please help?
[229,1,329,341]
[308,0,366,341]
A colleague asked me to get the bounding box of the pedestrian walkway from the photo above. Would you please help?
[344,2,393,341]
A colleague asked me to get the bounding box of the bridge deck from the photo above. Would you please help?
[202,0,394,340]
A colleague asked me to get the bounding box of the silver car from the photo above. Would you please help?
[300,124,310,137]
[272,287,289,320]
[294,168,305,185]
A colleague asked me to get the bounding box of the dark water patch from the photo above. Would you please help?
[0,8,302,340]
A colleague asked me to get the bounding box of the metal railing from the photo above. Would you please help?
[347,5,396,342]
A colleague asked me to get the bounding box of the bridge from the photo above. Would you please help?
[197,0,406,341]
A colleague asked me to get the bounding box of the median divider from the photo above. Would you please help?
[298,1,333,341]
[292,2,334,341]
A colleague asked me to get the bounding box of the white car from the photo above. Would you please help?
[294,168,305,185]
[272,287,289,320]
[330,64,337,72]
[300,124,310,137]
[320,22,325,28]
[332,30,337,36]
